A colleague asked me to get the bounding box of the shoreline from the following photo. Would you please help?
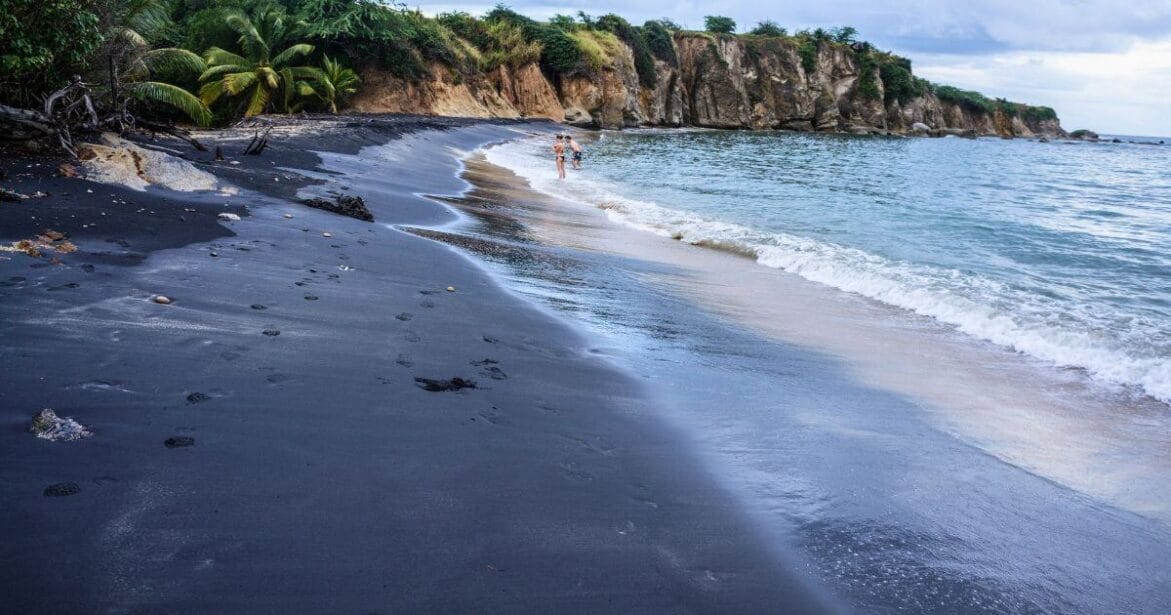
[0,117,838,611]
[433,139,1171,612]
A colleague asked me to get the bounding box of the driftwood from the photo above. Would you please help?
[241,126,271,156]
[1,75,205,157]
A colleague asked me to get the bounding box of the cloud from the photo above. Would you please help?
[915,38,1171,134]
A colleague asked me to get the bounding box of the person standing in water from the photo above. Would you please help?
[568,135,583,170]
[553,134,567,179]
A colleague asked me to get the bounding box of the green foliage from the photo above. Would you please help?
[933,84,996,113]
[641,20,677,65]
[794,31,819,74]
[749,21,786,37]
[878,57,923,104]
[596,14,656,87]
[127,80,213,124]
[303,54,359,112]
[832,26,858,44]
[855,49,880,100]
[703,15,736,34]
[0,0,103,104]
[548,14,578,31]
[197,6,324,116]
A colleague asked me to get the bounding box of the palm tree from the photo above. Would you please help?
[301,55,360,113]
[198,6,324,117]
[108,0,213,125]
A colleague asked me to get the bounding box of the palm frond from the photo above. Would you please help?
[226,14,270,63]
[222,72,260,96]
[143,48,207,77]
[279,67,295,112]
[199,79,227,106]
[270,44,314,68]
[111,26,151,49]
[257,66,279,90]
[199,64,248,82]
[204,47,249,68]
[122,0,173,42]
[244,84,271,117]
[127,81,213,126]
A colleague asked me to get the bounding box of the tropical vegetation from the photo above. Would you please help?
[0,0,1056,129]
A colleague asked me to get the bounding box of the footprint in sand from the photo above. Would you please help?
[403,331,420,343]
[395,312,413,321]
[557,462,596,483]
[477,407,508,425]
[395,354,414,368]
[419,300,434,309]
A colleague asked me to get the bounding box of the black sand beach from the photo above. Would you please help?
[0,118,838,612]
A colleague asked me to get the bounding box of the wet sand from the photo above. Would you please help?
[0,119,837,612]
[429,152,1171,613]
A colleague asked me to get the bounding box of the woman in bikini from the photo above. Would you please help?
[553,134,567,179]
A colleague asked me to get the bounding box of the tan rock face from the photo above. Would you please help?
[489,63,564,121]
[347,35,1064,137]
[559,43,648,129]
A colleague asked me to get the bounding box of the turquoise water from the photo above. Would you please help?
[491,131,1171,403]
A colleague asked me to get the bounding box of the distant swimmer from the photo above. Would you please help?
[553,134,567,179]
[568,135,583,169]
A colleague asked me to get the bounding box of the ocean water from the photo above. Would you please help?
[488,130,1171,403]
[468,130,1171,612]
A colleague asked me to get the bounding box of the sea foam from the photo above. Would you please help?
[484,136,1171,404]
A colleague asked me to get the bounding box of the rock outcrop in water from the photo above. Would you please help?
[351,33,1064,138]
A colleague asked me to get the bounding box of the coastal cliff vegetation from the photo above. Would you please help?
[0,0,1062,138]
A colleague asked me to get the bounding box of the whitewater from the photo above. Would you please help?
[486,130,1171,405]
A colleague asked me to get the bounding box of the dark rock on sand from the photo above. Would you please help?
[414,377,477,392]
[302,195,374,222]
[251,304,267,310]
[43,482,81,497]
[186,392,211,404]
[164,436,195,448]
[262,329,280,336]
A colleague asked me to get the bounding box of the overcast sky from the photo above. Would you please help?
[422,1,1171,135]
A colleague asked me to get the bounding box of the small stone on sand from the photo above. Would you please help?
[152,295,172,304]
[447,286,456,292]
[262,329,280,336]
[165,436,195,448]
[322,232,332,238]
[44,482,81,497]
[218,213,241,222]
[283,213,294,219]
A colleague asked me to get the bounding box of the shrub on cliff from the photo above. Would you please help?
[794,31,820,74]
[641,20,678,65]
[704,16,736,35]
[878,57,924,104]
[749,21,787,37]
[933,84,996,113]
[596,14,656,87]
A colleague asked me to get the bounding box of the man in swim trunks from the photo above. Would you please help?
[553,134,567,179]
[568,135,583,169]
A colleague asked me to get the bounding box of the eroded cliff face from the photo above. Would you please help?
[350,34,1064,137]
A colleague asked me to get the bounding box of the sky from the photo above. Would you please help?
[421,1,1171,136]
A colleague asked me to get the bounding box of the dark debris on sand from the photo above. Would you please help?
[414,377,477,392]
[302,194,374,222]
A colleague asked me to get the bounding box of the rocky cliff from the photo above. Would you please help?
[350,33,1064,138]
